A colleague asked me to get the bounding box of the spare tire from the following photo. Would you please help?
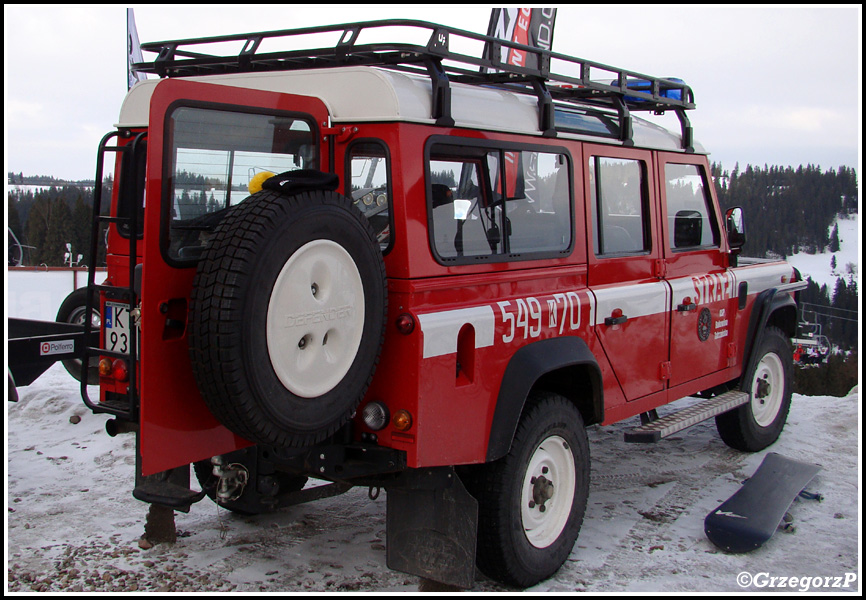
[188,188,387,448]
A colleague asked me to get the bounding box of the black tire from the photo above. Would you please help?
[188,189,387,448]
[56,287,100,385]
[468,392,590,588]
[193,447,308,516]
[716,326,793,451]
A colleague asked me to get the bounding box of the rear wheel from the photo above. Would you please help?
[188,188,387,448]
[469,392,589,587]
[716,326,793,451]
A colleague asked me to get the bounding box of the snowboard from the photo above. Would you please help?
[705,452,821,553]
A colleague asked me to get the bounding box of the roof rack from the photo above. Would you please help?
[133,19,696,150]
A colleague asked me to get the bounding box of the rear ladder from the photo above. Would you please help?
[80,130,146,424]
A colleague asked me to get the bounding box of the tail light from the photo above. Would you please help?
[392,409,413,431]
[99,358,129,382]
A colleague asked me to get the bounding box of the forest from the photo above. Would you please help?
[711,163,858,258]
[710,162,859,353]
[7,178,106,268]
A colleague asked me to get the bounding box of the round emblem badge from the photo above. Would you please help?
[697,307,712,342]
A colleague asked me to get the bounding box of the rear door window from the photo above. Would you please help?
[165,106,316,263]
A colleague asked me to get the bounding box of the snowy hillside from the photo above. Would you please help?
[786,213,859,291]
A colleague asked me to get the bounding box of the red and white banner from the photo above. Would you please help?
[484,9,557,201]
[485,8,557,71]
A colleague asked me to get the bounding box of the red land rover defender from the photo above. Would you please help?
[43,21,807,587]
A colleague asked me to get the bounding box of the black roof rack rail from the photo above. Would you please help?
[133,19,696,149]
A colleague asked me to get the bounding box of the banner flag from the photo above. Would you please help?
[484,9,557,201]
[484,8,557,72]
[127,8,147,89]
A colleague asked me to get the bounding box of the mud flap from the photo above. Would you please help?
[386,468,478,589]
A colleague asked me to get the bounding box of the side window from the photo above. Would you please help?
[429,157,497,259]
[348,141,391,250]
[589,157,650,255]
[664,163,719,250]
[166,107,316,263]
[507,151,571,254]
[428,142,571,262]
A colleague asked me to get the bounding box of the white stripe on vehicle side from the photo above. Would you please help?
[414,262,794,359]
[591,281,669,325]
[418,305,496,359]
[668,272,737,305]
[733,262,796,296]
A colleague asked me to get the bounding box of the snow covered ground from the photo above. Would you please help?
[6,363,860,593]
[786,213,859,292]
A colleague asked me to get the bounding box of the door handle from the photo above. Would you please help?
[677,302,697,312]
[604,314,628,326]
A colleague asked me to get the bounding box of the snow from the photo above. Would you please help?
[6,363,860,592]
[786,213,859,292]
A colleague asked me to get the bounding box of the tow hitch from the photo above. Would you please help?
[211,456,250,503]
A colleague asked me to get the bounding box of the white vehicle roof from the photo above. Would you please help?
[118,67,704,154]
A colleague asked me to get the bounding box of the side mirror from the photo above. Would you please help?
[725,206,746,251]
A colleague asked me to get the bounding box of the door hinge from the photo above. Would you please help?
[321,125,358,143]
[654,259,667,279]
[659,361,672,380]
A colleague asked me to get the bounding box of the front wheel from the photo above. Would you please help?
[470,392,589,588]
[716,326,793,451]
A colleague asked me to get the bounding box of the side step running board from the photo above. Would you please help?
[624,390,750,443]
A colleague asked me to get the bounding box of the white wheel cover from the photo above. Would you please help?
[751,351,785,427]
[521,435,576,549]
[266,239,365,398]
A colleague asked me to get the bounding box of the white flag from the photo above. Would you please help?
[127,8,147,89]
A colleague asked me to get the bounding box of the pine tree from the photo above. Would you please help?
[8,197,22,241]
[42,198,73,266]
[828,223,840,252]
[25,195,51,264]
[71,195,92,265]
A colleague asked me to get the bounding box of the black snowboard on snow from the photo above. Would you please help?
[705,452,821,553]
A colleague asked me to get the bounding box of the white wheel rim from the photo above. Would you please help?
[68,305,101,328]
[751,352,785,427]
[521,435,576,549]
[266,240,365,398]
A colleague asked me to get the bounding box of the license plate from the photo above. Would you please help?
[104,302,131,354]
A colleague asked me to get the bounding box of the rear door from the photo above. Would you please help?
[585,145,669,402]
[139,78,330,475]
[657,154,736,388]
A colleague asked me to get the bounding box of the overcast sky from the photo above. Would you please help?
[4,4,861,181]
